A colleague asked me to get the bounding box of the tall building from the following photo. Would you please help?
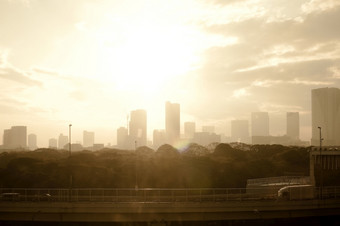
[3,129,12,148]
[129,109,147,147]
[287,112,299,140]
[117,127,128,148]
[28,133,37,150]
[153,129,166,149]
[311,87,340,146]
[58,134,68,149]
[251,112,269,136]
[49,138,57,149]
[231,120,250,143]
[3,126,27,149]
[184,122,196,139]
[83,130,94,148]
[165,101,180,145]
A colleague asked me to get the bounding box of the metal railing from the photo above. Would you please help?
[0,186,339,203]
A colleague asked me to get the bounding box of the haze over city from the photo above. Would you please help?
[1,0,340,147]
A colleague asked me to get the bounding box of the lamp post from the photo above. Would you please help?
[135,140,138,191]
[317,126,323,199]
[69,124,72,157]
[69,124,72,201]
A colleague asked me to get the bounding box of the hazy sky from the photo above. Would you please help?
[1,0,340,147]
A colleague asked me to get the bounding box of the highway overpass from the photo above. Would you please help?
[1,187,340,224]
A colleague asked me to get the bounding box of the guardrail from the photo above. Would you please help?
[1,187,339,203]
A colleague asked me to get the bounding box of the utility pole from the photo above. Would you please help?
[135,140,138,191]
[69,124,72,201]
[318,126,323,199]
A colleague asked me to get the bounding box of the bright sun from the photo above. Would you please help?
[94,20,200,96]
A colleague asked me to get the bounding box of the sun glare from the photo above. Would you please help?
[95,21,200,96]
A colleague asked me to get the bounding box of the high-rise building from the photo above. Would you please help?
[28,133,37,150]
[287,112,299,140]
[202,126,215,133]
[117,127,128,148]
[129,109,147,147]
[311,87,340,146]
[184,122,196,139]
[49,138,57,149]
[251,112,269,136]
[58,134,68,149]
[3,129,12,148]
[3,126,27,149]
[83,130,94,148]
[153,129,166,149]
[231,120,250,143]
[165,101,180,145]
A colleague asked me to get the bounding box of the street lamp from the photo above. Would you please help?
[69,124,72,156]
[135,140,138,191]
[69,124,72,201]
[317,126,323,199]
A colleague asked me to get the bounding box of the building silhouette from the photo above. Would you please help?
[311,87,340,146]
[117,127,128,149]
[58,134,68,149]
[184,122,196,139]
[28,133,37,150]
[165,101,180,145]
[153,129,166,149]
[3,126,27,149]
[231,120,250,143]
[129,109,147,147]
[49,138,57,149]
[83,130,94,148]
[287,112,299,140]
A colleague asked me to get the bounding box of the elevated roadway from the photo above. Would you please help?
[1,187,340,223]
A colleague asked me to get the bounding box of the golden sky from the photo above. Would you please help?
[1,0,340,146]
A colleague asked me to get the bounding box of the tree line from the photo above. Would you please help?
[0,143,319,188]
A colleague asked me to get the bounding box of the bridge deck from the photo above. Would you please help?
[1,199,340,222]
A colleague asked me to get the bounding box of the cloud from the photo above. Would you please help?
[0,66,42,86]
[302,0,340,14]
[232,88,251,98]
[32,67,61,77]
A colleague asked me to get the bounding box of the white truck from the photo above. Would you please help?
[278,185,315,200]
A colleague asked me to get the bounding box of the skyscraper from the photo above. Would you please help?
[28,133,37,150]
[165,101,180,145]
[184,122,196,139]
[287,112,299,140]
[3,129,12,148]
[58,134,68,149]
[129,109,147,147]
[231,120,250,143]
[3,126,27,149]
[251,112,269,136]
[117,127,128,148]
[311,87,340,146]
[83,130,95,148]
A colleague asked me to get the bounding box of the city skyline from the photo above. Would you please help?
[0,101,312,148]
[1,1,340,147]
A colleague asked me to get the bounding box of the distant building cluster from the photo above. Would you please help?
[2,87,340,150]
